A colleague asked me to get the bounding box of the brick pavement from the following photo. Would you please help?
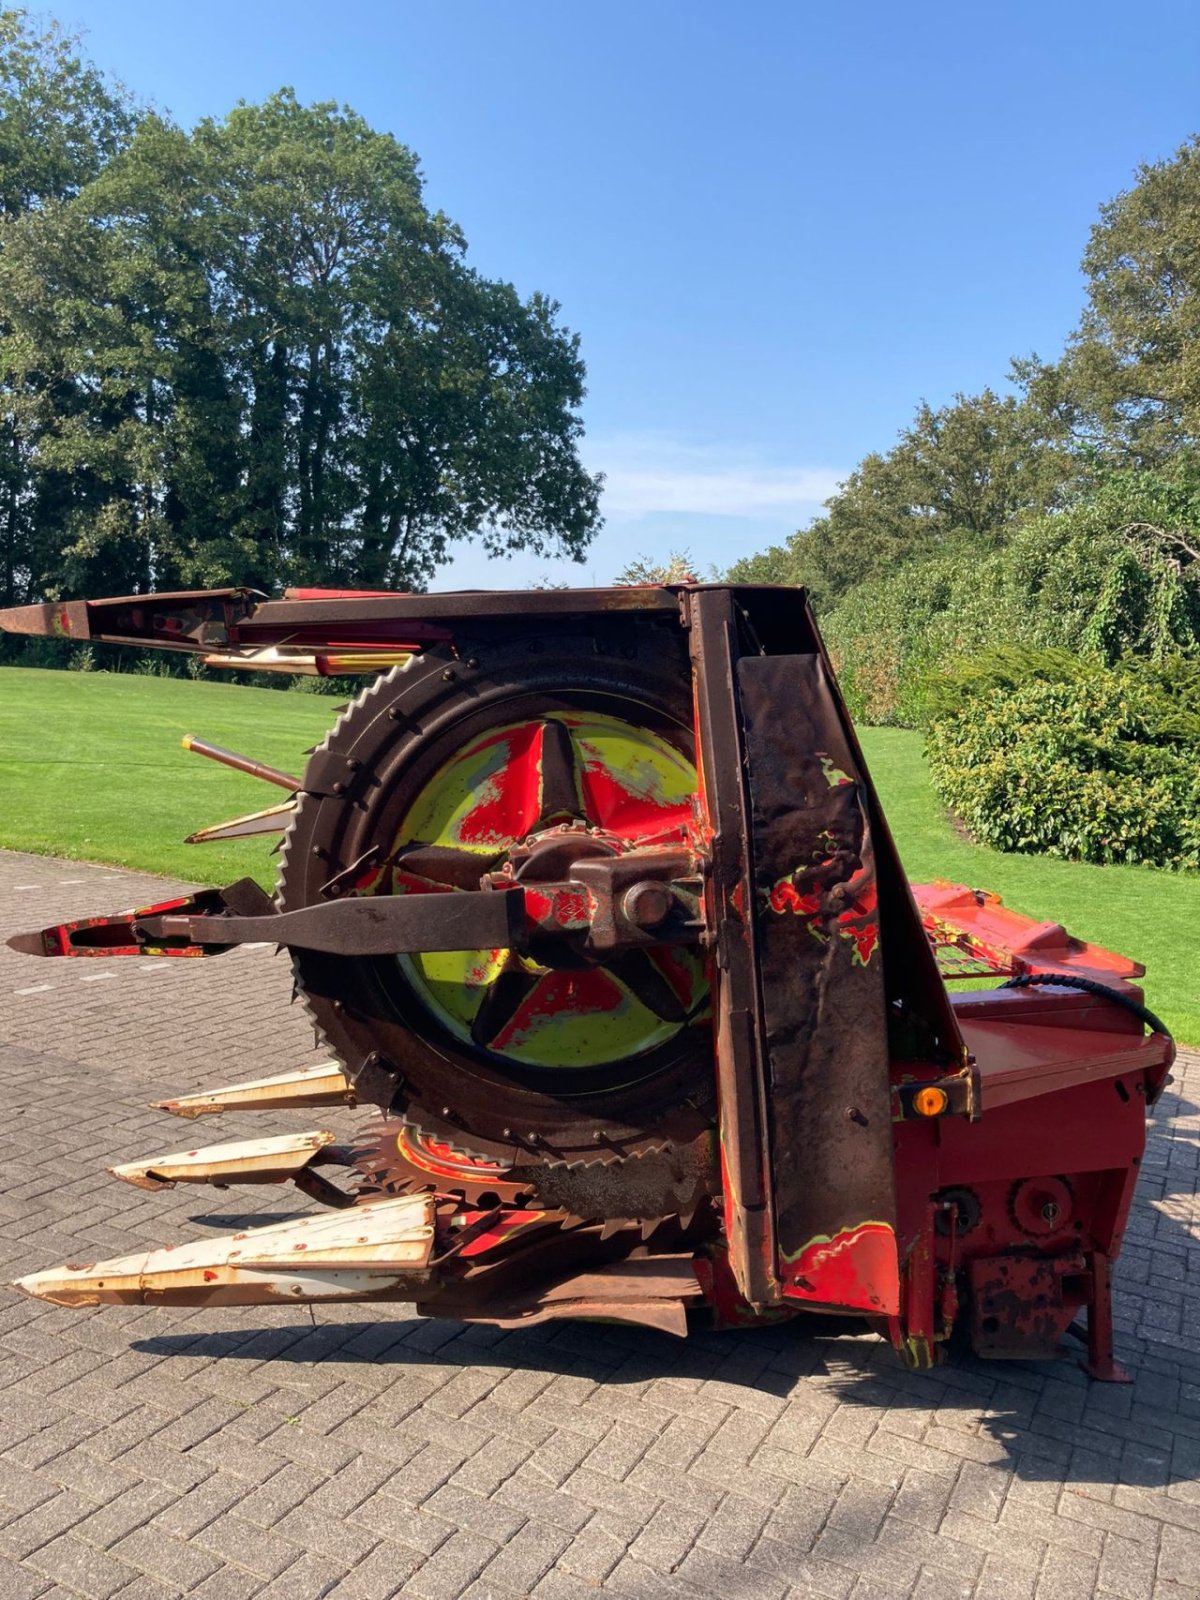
[0,847,1197,1600]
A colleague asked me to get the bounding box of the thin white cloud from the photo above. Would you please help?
[588,432,843,521]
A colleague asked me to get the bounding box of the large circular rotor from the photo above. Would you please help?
[391,709,706,1071]
[277,625,717,1170]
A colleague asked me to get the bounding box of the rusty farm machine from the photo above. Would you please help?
[0,583,1173,1380]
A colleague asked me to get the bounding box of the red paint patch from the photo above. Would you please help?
[491,968,626,1053]
[768,880,822,917]
[648,944,702,1008]
[398,1129,511,1180]
[457,1211,545,1259]
[780,1221,899,1315]
[578,760,692,840]
[456,725,543,846]
[837,882,879,966]
[391,870,455,896]
[767,871,880,966]
[524,886,593,931]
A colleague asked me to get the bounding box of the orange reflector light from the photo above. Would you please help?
[912,1086,949,1117]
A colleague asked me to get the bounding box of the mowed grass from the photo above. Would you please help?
[0,667,334,887]
[0,668,1195,1043]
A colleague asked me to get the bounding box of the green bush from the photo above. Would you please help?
[821,540,1016,725]
[925,654,1200,869]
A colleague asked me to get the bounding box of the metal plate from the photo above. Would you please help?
[737,651,900,1316]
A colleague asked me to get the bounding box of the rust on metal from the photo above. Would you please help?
[0,587,263,650]
[181,735,301,792]
[686,588,776,1307]
[738,650,899,1316]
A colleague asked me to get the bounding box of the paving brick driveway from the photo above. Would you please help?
[0,848,1198,1600]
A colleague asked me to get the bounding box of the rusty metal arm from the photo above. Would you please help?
[10,851,711,961]
[0,588,263,650]
[181,735,300,792]
[144,887,526,955]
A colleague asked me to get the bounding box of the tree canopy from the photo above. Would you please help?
[1061,137,1200,464]
[729,387,1075,605]
[0,11,600,609]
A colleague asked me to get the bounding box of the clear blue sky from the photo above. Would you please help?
[60,0,1200,589]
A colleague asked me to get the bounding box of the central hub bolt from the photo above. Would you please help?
[622,881,674,930]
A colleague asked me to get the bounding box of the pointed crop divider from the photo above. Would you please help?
[153,1060,356,1118]
[13,1193,438,1308]
[185,801,297,844]
[109,1129,344,1191]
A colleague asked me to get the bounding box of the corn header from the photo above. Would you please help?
[0,583,1172,1379]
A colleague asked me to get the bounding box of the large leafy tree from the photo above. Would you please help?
[0,8,136,218]
[1,114,241,598]
[0,34,601,605]
[1054,137,1200,464]
[0,8,139,606]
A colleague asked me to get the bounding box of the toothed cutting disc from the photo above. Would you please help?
[350,1117,532,1205]
[348,1113,720,1226]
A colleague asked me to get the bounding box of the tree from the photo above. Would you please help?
[614,549,698,584]
[819,467,1200,726]
[0,71,602,606]
[1056,137,1200,464]
[728,387,1074,605]
[0,9,139,607]
[0,9,136,218]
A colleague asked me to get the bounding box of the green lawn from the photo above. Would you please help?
[0,667,334,886]
[1,668,1196,1043]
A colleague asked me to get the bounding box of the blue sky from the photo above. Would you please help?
[60,0,1200,588]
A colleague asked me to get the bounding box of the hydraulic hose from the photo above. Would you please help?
[1000,971,1172,1043]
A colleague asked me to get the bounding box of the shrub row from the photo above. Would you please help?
[820,474,1200,727]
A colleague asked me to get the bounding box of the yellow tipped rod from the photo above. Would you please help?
[201,645,412,675]
[181,734,300,792]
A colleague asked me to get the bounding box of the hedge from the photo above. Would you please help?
[820,474,1200,727]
